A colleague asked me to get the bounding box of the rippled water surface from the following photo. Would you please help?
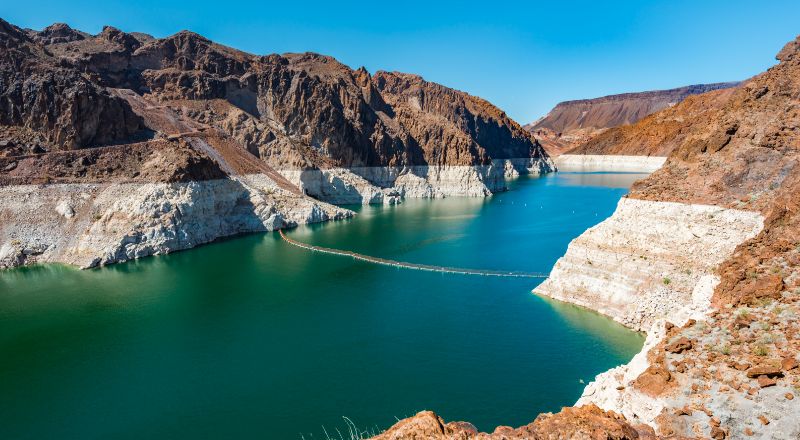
[0,172,646,439]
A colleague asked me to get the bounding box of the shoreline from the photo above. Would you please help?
[0,160,555,270]
[277,157,555,205]
[533,196,764,429]
[555,154,667,173]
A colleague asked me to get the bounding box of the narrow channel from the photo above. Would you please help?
[0,172,646,439]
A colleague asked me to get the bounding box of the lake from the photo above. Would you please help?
[0,172,646,439]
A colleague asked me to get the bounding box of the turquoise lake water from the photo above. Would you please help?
[0,172,646,439]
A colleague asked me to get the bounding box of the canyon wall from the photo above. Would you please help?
[0,18,551,269]
[534,198,763,332]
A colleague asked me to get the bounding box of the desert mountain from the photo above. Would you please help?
[526,82,739,155]
[1,19,546,171]
[0,18,550,269]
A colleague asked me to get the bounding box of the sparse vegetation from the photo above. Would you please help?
[304,417,383,440]
[754,344,769,357]
[662,277,671,285]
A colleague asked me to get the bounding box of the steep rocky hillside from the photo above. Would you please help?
[526,83,739,155]
[1,18,549,268]
[569,87,738,157]
[2,21,546,169]
[2,19,550,201]
[377,35,800,440]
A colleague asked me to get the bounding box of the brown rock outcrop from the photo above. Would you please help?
[0,20,145,153]
[1,18,547,179]
[665,338,693,354]
[746,364,783,379]
[372,405,656,440]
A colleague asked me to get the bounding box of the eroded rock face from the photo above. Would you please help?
[0,19,145,152]
[534,198,764,331]
[21,22,546,170]
[373,71,547,166]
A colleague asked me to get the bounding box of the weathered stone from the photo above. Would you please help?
[665,337,693,353]
[746,364,783,379]
[757,375,777,388]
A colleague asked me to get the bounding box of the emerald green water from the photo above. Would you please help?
[0,172,645,439]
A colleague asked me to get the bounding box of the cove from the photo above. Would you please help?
[0,172,646,439]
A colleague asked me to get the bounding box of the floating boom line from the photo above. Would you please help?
[279,230,548,279]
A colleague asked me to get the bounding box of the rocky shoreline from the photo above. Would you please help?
[279,158,554,204]
[534,196,766,429]
[0,174,351,269]
[534,198,764,332]
[554,154,666,173]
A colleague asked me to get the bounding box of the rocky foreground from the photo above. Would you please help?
[374,35,800,439]
[0,18,551,269]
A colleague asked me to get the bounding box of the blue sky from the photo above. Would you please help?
[4,0,799,123]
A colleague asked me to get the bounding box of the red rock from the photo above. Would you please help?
[634,360,674,397]
[746,364,783,378]
[665,337,693,354]
[711,425,727,439]
[757,375,777,388]
[733,362,751,371]
[781,357,798,371]
[786,393,795,400]
[758,415,770,425]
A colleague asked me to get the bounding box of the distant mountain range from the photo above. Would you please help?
[524,82,740,155]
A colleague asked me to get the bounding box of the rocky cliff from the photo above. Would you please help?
[377,36,800,440]
[526,83,739,156]
[2,19,551,203]
[1,18,549,268]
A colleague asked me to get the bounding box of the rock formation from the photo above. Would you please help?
[371,405,656,440]
[1,18,550,268]
[525,83,739,156]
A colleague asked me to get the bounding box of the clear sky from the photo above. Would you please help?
[4,0,799,123]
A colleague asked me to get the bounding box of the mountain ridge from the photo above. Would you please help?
[525,82,740,156]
